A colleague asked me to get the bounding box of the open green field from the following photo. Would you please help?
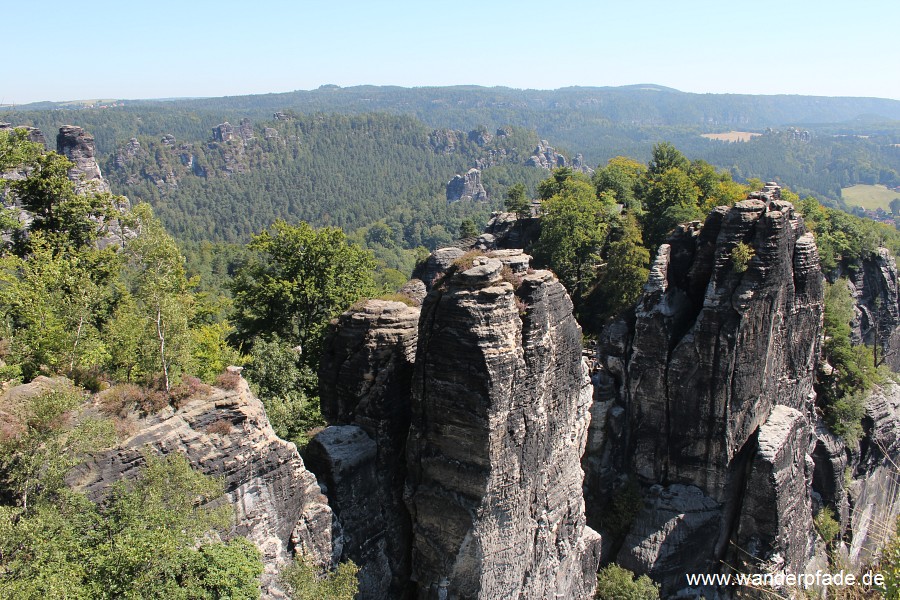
[842,184,900,211]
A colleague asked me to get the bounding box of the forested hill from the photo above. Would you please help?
[103,113,549,246]
[5,85,900,207]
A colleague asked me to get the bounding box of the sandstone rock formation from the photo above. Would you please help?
[589,198,826,593]
[446,168,488,203]
[405,255,600,598]
[69,376,337,598]
[311,299,421,598]
[526,140,568,170]
[848,248,900,371]
[57,125,110,193]
[212,122,236,142]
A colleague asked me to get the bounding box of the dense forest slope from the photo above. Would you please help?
[5,85,900,214]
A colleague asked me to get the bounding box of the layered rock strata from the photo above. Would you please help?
[849,248,900,371]
[590,199,825,592]
[446,167,488,203]
[57,125,110,194]
[312,299,420,599]
[69,376,337,597]
[406,255,600,599]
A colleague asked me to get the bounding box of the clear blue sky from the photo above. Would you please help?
[4,0,900,104]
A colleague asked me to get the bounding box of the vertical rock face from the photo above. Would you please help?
[849,248,900,370]
[312,299,420,599]
[57,125,110,193]
[735,406,818,574]
[590,199,825,591]
[446,167,488,203]
[69,379,337,598]
[406,256,600,599]
[849,383,900,564]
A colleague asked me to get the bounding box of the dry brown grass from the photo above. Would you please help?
[214,370,242,390]
[205,419,233,436]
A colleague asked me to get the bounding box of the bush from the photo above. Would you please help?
[595,564,659,600]
[280,555,359,600]
[730,241,754,274]
[814,506,841,547]
[214,369,243,390]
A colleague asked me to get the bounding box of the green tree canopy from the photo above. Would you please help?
[535,177,613,309]
[231,220,376,364]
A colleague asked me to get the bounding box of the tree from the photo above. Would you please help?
[458,218,479,239]
[505,183,530,219]
[891,198,900,216]
[231,220,376,365]
[642,167,702,249]
[647,141,689,178]
[108,204,194,391]
[597,213,650,318]
[0,450,264,599]
[535,178,611,309]
[593,157,645,211]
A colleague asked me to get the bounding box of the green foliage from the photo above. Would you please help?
[590,213,650,322]
[280,555,359,600]
[814,506,841,546]
[458,218,479,239]
[505,182,531,218]
[535,175,612,309]
[0,452,263,599]
[107,203,194,391]
[0,386,115,510]
[730,241,755,273]
[818,280,879,444]
[595,564,659,600]
[190,321,244,384]
[231,220,376,365]
[593,156,646,212]
[242,336,324,449]
[880,517,900,599]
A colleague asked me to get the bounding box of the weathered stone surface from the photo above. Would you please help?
[69,378,336,597]
[412,247,465,290]
[735,405,818,575]
[446,167,488,203]
[849,383,900,564]
[481,211,541,253]
[848,248,900,370]
[57,125,110,193]
[399,279,427,305]
[589,199,825,593]
[315,299,420,598]
[618,484,722,583]
[406,257,600,599]
[212,122,236,142]
[623,200,822,499]
[526,140,568,170]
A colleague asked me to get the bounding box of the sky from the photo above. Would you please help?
[4,0,900,105]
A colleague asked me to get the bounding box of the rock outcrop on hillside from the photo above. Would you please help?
[311,299,420,599]
[446,167,488,203]
[57,125,110,194]
[588,199,826,593]
[848,248,900,370]
[313,250,600,598]
[68,376,337,598]
[406,255,601,599]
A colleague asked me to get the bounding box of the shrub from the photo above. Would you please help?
[376,292,417,307]
[169,376,211,408]
[499,265,522,289]
[595,564,659,600]
[280,555,359,600]
[451,250,485,272]
[814,506,841,547]
[214,369,242,390]
[731,241,754,274]
[205,420,233,436]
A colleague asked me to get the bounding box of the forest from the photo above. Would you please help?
[3,90,900,595]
